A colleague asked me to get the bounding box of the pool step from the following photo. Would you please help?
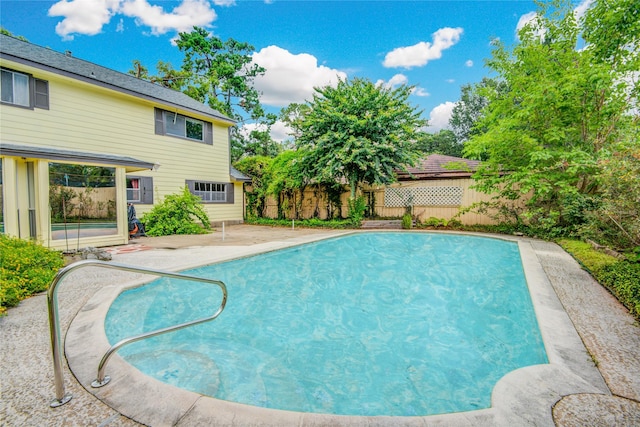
[361,220,403,229]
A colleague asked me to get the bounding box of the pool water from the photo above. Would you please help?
[105,232,547,416]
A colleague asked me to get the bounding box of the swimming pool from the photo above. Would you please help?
[105,232,547,417]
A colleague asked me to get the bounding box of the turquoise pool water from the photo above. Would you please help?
[105,232,547,416]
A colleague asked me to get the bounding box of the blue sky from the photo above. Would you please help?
[0,0,591,139]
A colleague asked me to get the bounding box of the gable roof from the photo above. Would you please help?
[397,154,480,180]
[0,34,234,125]
[230,166,252,183]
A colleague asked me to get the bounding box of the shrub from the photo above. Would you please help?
[0,235,64,315]
[141,187,211,236]
[245,217,354,229]
[422,217,447,228]
[401,214,413,229]
[347,196,367,227]
[558,238,640,321]
[597,262,640,318]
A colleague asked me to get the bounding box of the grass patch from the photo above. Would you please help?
[556,239,618,272]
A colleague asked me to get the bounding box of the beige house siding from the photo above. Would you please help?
[1,39,241,249]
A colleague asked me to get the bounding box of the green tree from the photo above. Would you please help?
[582,0,640,74]
[463,0,633,233]
[588,141,640,248]
[415,130,463,157]
[265,150,308,219]
[130,27,268,159]
[279,103,310,140]
[0,28,28,41]
[232,113,282,162]
[234,155,273,218]
[578,0,640,248]
[150,27,266,121]
[449,77,504,144]
[296,78,426,205]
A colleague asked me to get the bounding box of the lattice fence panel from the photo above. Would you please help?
[384,187,463,207]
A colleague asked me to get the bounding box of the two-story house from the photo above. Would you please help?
[0,34,249,250]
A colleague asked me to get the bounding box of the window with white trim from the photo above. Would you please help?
[195,182,226,201]
[0,68,49,109]
[186,180,234,204]
[126,176,153,204]
[127,178,141,202]
[1,69,29,106]
[154,108,213,144]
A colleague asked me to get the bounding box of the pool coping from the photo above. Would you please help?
[65,231,610,426]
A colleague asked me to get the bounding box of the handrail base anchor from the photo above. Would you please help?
[91,376,111,388]
[50,394,72,408]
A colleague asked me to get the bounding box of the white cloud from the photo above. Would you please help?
[240,120,293,143]
[574,0,594,21]
[252,45,347,107]
[213,0,235,6]
[383,27,463,69]
[120,0,216,35]
[387,73,409,87]
[48,0,218,39]
[48,0,120,40]
[375,73,408,89]
[446,78,455,84]
[465,59,473,67]
[269,120,294,142]
[517,2,590,42]
[426,101,456,132]
[413,87,430,97]
[516,11,537,34]
[516,11,545,41]
[375,75,429,97]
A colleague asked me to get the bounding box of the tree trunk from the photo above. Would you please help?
[349,174,358,200]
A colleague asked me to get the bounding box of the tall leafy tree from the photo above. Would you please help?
[580,0,640,247]
[463,0,633,231]
[232,113,282,161]
[449,77,504,144]
[279,102,310,140]
[265,150,308,219]
[415,130,463,157]
[176,28,265,121]
[582,0,639,72]
[233,155,273,218]
[296,78,426,201]
[130,27,268,158]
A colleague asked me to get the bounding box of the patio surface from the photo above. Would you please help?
[1,224,639,426]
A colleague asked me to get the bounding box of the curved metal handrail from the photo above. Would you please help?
[47,259,227,408]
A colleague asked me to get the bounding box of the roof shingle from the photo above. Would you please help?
[0,34,233,124]
[397,154,480,180]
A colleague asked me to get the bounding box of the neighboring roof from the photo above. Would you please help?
[397,154,480,180]
[0,143,156,172]
[0,34,234,125]
[230,166,252,182]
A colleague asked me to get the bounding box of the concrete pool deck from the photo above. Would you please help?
[1,225,639,426]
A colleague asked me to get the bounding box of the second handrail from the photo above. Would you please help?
[48,259,227,407]
[92,275,227,387]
